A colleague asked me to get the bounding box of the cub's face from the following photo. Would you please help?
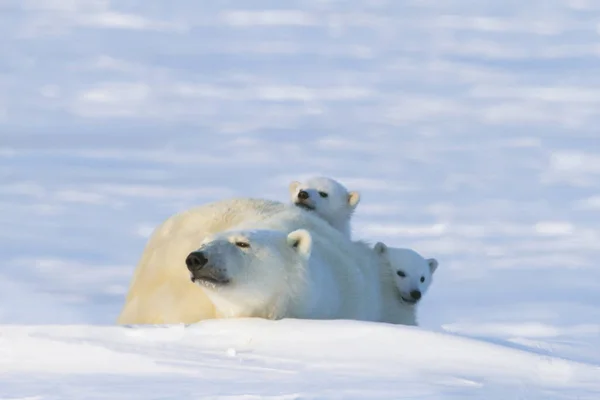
[185,228,312,317]
[289,176,360,226]
[374,243,438,306]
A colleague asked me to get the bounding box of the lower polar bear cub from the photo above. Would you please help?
[289,176,360,238]
[185,228,351,320]
[374,242,438,325]
[117,197,383,324]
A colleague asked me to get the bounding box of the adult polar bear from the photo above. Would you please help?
[117,198,416,325]
[117,197,408,325]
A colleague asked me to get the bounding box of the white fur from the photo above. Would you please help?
[374,242,439,326]
[117,198,384,324]
[289,176,360,238]
[189,228,354,320]
[187,229,310,319]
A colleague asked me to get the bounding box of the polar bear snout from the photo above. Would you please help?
[298,190,309,200]
[398,290,422,305]
[294,190,316,211]
[409,290,421,301]
[186,251,208,272]
[186,250,230,286]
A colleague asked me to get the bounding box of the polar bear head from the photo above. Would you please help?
[289,176,360,237]
[185,228,312,319]
[374,243,438,306]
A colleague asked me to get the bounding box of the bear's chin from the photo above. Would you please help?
[190,274,230,288]
[397,294,418,306]
[293,201,315,211]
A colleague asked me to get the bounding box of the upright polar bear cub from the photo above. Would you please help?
[117,197,386,324]
[289,176,360,238]
[374,242,438,325]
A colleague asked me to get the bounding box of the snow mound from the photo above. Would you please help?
[1,319,599,399]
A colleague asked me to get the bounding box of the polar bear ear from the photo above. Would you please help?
[374,242,388,255]
[427,258,438,274]
[347,191,360,209]
[287,229,312,258]
[289,181,301,195]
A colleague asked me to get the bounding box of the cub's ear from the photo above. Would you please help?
[289,181,301,195]
[287,229,312,258]
[427,258,438,274]
[347,191,361,208]
[374,242,388,255]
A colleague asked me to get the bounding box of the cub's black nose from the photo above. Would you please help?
[186,251,208,272]
[410,290,422,300]
[298,190,309,200]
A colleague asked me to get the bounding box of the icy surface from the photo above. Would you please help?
[1,319,600,399]
[1,0,600,398]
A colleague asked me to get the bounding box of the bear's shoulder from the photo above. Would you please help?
[147,197,286,240]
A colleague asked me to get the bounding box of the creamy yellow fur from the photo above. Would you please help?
[117,198,284,324]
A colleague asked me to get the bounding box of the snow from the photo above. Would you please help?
[2,319,599,399]
[2,0,600,398]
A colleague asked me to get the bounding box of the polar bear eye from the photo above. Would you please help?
[420,276,425,283]
[235,241,250,248]
[318,191,328,198]
[396,270,406,278]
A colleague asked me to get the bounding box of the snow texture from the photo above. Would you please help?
[1,0,600,398]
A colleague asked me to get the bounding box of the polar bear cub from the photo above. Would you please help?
[185,227,349,320]
[289,176,360,238]
[374,242,438,325]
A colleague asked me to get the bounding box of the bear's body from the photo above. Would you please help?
[117,198,387,324]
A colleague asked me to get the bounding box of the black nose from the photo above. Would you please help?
[186,251,208,272]
[298,190,309,200]
[410,290,422,300]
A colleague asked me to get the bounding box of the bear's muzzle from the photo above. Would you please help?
[186,251,230,285]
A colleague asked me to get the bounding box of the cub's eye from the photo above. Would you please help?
[318,191,328,198]
[420,276,425,283]
[396,270,406,278]
[235,242,250,248]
